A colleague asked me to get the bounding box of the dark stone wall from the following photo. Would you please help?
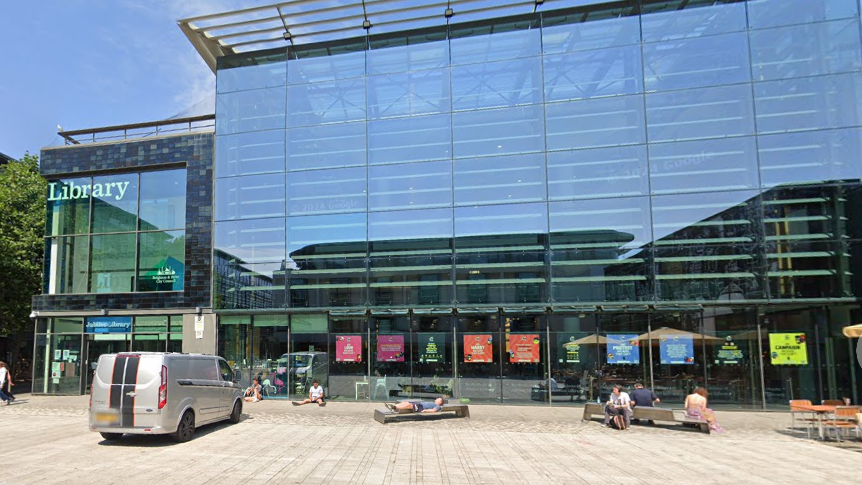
[33,132,214,312]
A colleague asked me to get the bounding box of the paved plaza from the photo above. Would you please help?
[0,394,858,484]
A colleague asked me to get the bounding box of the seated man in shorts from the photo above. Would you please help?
[244,378,262,403]
[292,379,326,406]
[386,397,444,413]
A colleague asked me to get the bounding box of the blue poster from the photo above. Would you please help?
[85,316,132,334]
[659,334,694,365]
[606,334,639,364]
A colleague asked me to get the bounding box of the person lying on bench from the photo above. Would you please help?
[386,397,444,413]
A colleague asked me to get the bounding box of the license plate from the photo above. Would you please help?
[93,411,120,426]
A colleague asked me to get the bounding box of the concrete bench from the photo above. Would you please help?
[581,402,710,434]
[374,401,470,424]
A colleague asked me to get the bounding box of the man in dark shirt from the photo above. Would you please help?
[630,383,660,424]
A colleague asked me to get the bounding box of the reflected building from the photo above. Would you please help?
[31,0,862,406]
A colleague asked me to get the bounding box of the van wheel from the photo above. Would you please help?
[229,400,242,424]
[173,411,195,443]
[100,432,123,441]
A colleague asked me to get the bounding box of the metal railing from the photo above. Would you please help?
[58,114,215,145]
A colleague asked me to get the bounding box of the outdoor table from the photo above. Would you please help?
[799,405,836,440]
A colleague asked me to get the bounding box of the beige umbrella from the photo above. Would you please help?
[843,323,862,338]
[636,327,723,344]
[563,334,610,347]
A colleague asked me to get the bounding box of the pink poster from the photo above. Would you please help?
[377,334,405,362]
[336,335,362,363]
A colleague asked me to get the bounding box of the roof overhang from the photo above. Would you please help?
[178,0,599,73]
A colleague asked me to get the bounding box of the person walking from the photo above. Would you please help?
[0,362,14,405]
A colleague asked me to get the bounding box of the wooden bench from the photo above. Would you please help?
[374,401,470,424]
[581,402,710,434]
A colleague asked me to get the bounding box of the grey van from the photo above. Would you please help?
[89,352,243,442]
[278,351,329,395]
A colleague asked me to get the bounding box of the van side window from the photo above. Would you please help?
[218,360,234,382]
[173,359,220,380]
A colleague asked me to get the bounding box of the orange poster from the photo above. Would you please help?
[464,334,493,363]
[509,334,540,363]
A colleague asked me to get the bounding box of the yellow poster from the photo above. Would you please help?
[769,333,808,365]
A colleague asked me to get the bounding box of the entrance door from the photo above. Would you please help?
[83,334,130,393]
[596,313,649,401]
[289,314,328,399]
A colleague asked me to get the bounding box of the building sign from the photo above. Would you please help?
[659,334,694,365]
[85,316,132,334]
[606,334,639,364]
[561,335,580,363]
[48,180,130,201]
[194,316,204,339]
[509,334,540,363]
[336,335,362,363]
[418,333,446,363]
[769,333,808,365]
[377,334,405,362]
[716,336,744,364]
[464,334,493,363]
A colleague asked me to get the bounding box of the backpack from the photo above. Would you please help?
[611,414,627,430]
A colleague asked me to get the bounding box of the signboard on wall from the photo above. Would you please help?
[659,334,694,365]
[716,336,744,364]
[769,333,808,365]
[464,334,493,363]
[336,335,362,363]
[561,335,581,363]
[606,334,639,364]
[419,333,446,363]
[85,316,132,334]
[509,334,540,363]
[377,334,405,362]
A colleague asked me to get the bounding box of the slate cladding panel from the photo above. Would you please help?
[34,132,214,312]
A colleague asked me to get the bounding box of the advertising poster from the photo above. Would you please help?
[606,334,639,364]
[419,333,446,363]
[716,336,744,364]
[509,334,541,363]
[659,334,694,365]
[336,335,362,363]
[769,333,809,365]
[561,335,581,363]
[377,334,405,362]
[464,334,493,363]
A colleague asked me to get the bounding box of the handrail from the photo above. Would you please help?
[58,114,215,145]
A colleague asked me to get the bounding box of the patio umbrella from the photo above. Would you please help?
[563,334,610,347]
[635,327,723,344]
[842,323,862,338]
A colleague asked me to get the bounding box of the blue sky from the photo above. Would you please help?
[0,1,267,160]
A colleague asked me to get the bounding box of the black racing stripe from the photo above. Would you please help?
[109,356,127,412]
[121,356,140,427]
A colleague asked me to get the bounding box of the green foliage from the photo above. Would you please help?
[0,154,46,336]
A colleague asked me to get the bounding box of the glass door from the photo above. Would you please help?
[597,313,649,401]
[288,314,329,400]
[760,307,821,407]
[371,315,411,400]
[501,313,546,404]
[251,315,288,399]
[330,316,368,400]
[702,306,762,409]
[648,312,705,406]
[411,314,455,399]
[548,313,598,405]
[84,334,130,392]
[457,313,500,404]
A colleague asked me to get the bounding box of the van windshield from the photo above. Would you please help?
[291,355,311,367]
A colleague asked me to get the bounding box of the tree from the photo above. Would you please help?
[0,153,46,349]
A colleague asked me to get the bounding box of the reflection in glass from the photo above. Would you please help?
[91,173,138,234]
[546,95,645,150]
[368,30,448,75]
[551,246,651,303]
[654,245,766,302]
[544,45,642,102]
[651,190,760,246]
[215,218,286,264]
[549,197,652,248]
[46,177,91,236]
[643,32,751,92]
[758,128,862,187]
[217,50,287,93]
[215,174,286,221]
[542,14,639,54]
[287,167,366,216]
[454,153,545,206]
[754,73,862,134]
[453,105,544,158]
[452,57,542,110]
[647,84,754,142]
[137,231,185,292]
[450,22,540,65]
[90,233,136,293]
[287,48,365,84]
[747,0,858,30]
[368,114,451,165]
[44,236,89,294]
[648,137,759,194]
[139,169,186,231]
[455,202,548,237]
[216,130,285,178]
[368,208,453,242]
[641,2,746,42]
[367,69,450,118]
[547,145,648,200]
[287,78,366,126]
[216,88,286,135]
[287,122,366,171]
[369,162,452,211]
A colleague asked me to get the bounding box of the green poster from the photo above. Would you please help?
[769,333,808,365]
[560,335,580,363]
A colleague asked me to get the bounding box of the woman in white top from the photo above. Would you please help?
[685,387,723,433]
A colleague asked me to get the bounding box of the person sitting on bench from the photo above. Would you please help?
[386,397,444,413]
[630,382,660,424]
[603,386,631,429]
[292,380,326,406]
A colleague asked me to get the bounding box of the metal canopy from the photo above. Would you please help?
[178,0,600,72]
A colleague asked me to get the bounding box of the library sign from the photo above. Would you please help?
[48,180,131,201]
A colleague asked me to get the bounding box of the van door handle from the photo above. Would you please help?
[126,392,137,397]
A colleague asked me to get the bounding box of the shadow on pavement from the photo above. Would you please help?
[96,415,252,447]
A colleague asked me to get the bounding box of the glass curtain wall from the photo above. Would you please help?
[212,0,862,406]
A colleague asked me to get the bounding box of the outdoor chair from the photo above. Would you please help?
[822,400,844,406]
[822,406,862,444]
[788,399,815,438]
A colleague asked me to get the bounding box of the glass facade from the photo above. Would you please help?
[44,168,187,294]
[209,0,862,407]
